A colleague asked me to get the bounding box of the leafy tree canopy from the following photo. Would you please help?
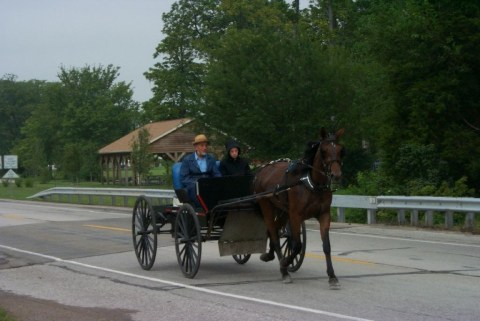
[14,64,140,180]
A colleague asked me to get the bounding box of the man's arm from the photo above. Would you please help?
[179,155,195,187]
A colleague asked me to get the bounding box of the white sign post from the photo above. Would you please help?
[1,155,19,182]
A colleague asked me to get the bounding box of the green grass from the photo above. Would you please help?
[0,308,16,321]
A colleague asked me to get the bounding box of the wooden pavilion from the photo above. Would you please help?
[98,118,223,185]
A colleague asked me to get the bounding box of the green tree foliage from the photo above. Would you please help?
[0,75,47,155]
[200,0,358,159]
[15,65,139,180]
[352,0,480,193]
[57,65,139,146]
[143,0,222,121]
[14,82,63,177]
[130,127,154,185]
[63,143,82,183]
[144,0,480,195]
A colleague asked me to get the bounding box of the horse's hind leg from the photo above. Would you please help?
[319,214,340,288]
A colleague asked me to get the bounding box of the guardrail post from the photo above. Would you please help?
[88,195,93,205]
[112,196,116,206]
[465,212,474,231]
[425,210,433,227]
[411,210,419,226]
[336,208,345,223]
[397,209,406,224]
[445,211,453,229]
[123,196,128,207]
[367,209,376,224]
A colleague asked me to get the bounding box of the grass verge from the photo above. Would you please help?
[0,308,16,321]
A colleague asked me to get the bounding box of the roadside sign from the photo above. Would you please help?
[0,156,2,169]
[3,155,18,169]
[2,169,19,179]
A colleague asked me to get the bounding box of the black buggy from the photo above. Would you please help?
[132,163,306,278]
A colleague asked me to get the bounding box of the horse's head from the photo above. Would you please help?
[316,127,345,184]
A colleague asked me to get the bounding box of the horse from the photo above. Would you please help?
[253,127,345,287]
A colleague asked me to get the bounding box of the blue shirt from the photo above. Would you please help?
[195,153,207,172]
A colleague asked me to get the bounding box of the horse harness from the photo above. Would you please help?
[292,137,343,192]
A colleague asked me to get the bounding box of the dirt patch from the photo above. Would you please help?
[0,290,134,321]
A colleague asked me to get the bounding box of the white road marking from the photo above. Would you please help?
[0,244,374,321]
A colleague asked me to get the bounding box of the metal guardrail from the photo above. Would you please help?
[28,187,176,207]
[28,188,477,230]
[333,195,478,230]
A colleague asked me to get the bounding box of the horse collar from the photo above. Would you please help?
[300,172,329,192]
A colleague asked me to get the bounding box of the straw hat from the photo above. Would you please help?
[193,134,209,145]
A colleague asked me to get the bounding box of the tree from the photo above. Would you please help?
[63,143,82,183]
[57,64,139,146]
[200,0,357,159]
[15,64,140,180]
[351,0,480,194]
[146,0,480,194]
[0,75,47,156]
[143,0,222,121]
[130,127,153,185]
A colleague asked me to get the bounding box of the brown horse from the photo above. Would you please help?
[253,128,345,287]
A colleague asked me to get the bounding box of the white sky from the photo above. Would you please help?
[0,0,176,102]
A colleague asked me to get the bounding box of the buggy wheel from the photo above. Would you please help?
[232,254,251,264]
[280,221,306,272]
[132,195,157,270]
[175,204,202,278]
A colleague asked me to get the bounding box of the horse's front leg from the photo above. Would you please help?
[319,213,340,288]
[260,232,275,262]
[260,228,290,282]
[267,230,291,283]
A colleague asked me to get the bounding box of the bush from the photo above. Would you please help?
[25,177,34,187]
[1,180,8,187]
[14,178,22,187]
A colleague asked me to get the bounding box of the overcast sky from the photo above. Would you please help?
[0,0,176,102]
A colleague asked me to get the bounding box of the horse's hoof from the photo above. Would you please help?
[329,278,340,289]
[260,252,275,262]
[282,275,292,284]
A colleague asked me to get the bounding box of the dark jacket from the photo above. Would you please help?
[219,140,251,176]
[180,152,221,188]
[180,152,221,204]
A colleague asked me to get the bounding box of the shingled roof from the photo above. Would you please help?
[98,118,193,155]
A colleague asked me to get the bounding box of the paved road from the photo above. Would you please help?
[0,200,479,321]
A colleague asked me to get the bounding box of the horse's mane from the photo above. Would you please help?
[303,141,320,166]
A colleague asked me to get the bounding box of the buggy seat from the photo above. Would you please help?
[171,161,223,205]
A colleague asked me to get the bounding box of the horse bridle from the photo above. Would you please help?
[300,138,342,191]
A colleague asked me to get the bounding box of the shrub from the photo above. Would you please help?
[25,177,34,187]
[14,178,22,187]
[1,180,8,187]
